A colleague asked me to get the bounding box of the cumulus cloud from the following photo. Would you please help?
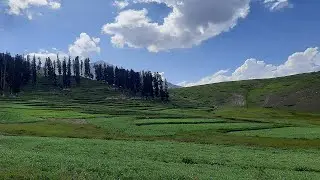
[6,0,61,19]
[113,0,129,9]
[27,33,101,65]
[103,0,251,52]
[263,0,292,11]
[103,0,295,52]
[68,33,101,58]
[26,48,68,65]
[48,1,61,9]
[178,47,320,87]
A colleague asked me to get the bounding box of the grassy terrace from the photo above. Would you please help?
[1,77,320,179]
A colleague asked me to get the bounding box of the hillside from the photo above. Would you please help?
[1,72,320,179]
[171,72,320,112]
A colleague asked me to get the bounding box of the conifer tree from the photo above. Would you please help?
[164,79,169,101]
[159,77,165,101]
[0,53,8,94]
[37,58,42,75]
[72,59,76,76]
[62,58,67,88]
[22,55,31,85]
[114,66,120,87]
[45,57,55,85]
[74,56,81,85]
[106,65,114,85]
[12,55,23,93]
[103,63,108,83]
[52,60,57,86]
[94,64,103,81]
[84,58,91,78]
[31,55,37,85]
[44,58,48,77]
[0,53,3,93]
[67,57,72,87]
[56,55,62,76]
[142,71,154,98]
[153,72,160,98]
[134,72,141,95]
[80,60,83,76]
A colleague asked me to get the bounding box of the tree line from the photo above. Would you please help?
[0,52,169,101]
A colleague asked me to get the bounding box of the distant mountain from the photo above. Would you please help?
[91,60,112,67]
[167,82,181,89]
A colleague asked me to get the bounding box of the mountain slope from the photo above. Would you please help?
[167,82,181,89]
[171,72,320,112]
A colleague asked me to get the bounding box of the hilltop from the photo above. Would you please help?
[171,72,320,112]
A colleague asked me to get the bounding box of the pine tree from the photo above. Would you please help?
[62,58,67,88]
[106,65,114,85]
[52,60,57,86]
[134,72,141,95]
[128,70,135,92]
[149,72,154,98]
[0,53,7,94]
[153,72,160,98]
[37,58,42,75]
[114,66,120,87]
[22,55,31,85]
[31,55,37,85]
[12,55,23,93]
[94,64,103,81]
[84,58,91,78]
[72,59,76,76]
[45,57,55,85]
[74,56,81,85]
[80,60,83,76]
[0,53,3,93]
[67,57,72,87]
[6,54,14,94]
[142,71,154,98]
[159,77,165,101]
[56,55,62,76]
[164,79,169,101]
[43,58,48,77]
[103,63,108,83]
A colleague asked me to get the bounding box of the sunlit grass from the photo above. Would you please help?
[230,127,320,139]
[1,136,320,180]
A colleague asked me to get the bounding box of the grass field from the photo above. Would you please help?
[1,77,320,179]
[171,72,320,112]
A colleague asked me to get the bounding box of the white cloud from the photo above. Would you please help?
[49,1,61,9]
[6,0,61,19]
[103,0,251,52]
[263,0,292,11]
[68,33,101,58]
[26,48,68,65]
[26,33,101,64]
[178,47,320,87]
[103,0,295,52]
[113,0,129,9]
[158,72,166,81]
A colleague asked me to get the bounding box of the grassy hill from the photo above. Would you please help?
[1,72,320,179]
[171,72,320,112]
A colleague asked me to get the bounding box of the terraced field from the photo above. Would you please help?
[1,82,320,179]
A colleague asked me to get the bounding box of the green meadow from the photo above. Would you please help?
[1,75,320,179]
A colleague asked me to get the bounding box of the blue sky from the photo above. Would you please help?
[0,0,320,86]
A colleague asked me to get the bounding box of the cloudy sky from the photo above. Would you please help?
[0,0,319,86]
